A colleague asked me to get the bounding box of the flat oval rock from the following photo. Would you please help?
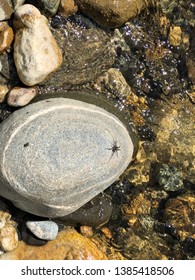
[0,97,135,217]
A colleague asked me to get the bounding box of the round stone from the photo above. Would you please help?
[26,221,59,240]
[0,97,135,218]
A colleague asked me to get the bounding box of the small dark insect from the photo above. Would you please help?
[106,140,120,159]
[23,142,29,147]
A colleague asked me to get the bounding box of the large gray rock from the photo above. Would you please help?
[13,4,63,86]
[0,96,136,218]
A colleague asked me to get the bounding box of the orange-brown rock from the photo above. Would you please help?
[0,228,108,260]
[76,0,151,28]
[0,22,14,54]
[0,84,9,102]
[60,0,78,17]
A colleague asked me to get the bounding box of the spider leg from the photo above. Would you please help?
[109,151,115,161]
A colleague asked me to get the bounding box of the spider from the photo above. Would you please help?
[106,140,120,159]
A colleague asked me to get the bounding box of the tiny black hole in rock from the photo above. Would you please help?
[24,142,29,147]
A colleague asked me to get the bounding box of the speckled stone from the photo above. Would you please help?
[26,221,58,240]
[0,96,136,218]
[7,86,38,107]
[158,164,184,192]
[13,4,63,86]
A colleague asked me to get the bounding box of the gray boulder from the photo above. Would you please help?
[0,96,136,218]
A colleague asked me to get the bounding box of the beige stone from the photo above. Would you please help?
[0,0,13,20]
[0,224,18,252]
[7,86,38,107]
[0,211,11,230]
[14,4,63,86]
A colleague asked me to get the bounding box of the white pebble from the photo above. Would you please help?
[26,221,59,240]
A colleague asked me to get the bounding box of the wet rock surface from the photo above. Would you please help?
[75,0,151,28]
[44,15,116,87]
[0,228,107,260]
[56,193,113,228]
